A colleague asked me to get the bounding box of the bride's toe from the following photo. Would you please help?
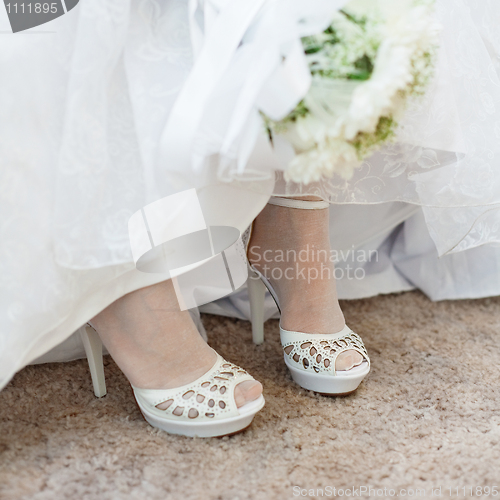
[234,380,263,408]
[335,350,363,371]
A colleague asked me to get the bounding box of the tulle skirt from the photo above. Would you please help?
[0,0,273,389]
[1,0,500,389]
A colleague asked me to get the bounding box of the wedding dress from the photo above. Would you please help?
[1,0,500,389]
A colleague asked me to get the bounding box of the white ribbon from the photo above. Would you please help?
[158,0,350,179]
[159,0,267,173]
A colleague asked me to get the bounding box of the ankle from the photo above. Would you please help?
[280,300,345,334]
[91,281,218,390]
[129,347,218,390]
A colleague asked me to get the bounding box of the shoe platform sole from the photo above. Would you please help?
[137,395,265,438]
[285,356,370,395]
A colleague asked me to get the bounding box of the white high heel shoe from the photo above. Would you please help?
[246,196,370,395]
[79,323,265,437]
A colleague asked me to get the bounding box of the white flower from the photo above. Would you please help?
[285,138,360,183]
[267,0,440,185]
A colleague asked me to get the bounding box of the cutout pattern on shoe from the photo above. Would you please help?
[282,329,369,376]
[133,354,256,422]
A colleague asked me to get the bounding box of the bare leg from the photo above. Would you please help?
[91,280,262,408]
[249,199,363,371]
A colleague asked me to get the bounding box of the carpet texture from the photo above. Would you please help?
[1,291,500,500]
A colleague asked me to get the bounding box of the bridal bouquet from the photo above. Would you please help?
[264,0,441,184]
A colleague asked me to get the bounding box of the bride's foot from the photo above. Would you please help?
[91,280,262,409]
[248,198,363,372]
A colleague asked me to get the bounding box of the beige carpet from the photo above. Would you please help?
[1,291,500,500]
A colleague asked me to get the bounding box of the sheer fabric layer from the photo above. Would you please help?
[270,0,500,255]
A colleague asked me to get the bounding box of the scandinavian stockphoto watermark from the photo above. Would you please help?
[2,0,79,33]
[248,245,378,284]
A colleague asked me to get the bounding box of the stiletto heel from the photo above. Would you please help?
[247,268,267,345]
[79,323,107,398]
[79,322,264,437]
[246,196,370,395]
